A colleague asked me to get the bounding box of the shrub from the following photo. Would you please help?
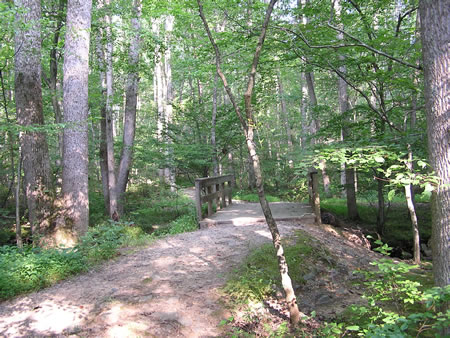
[320,243,450,337]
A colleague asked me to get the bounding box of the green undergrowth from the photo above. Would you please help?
[321,198,432,252]
[220,230,448,337]
[320,246,449,337]
[233,190,282,203]
[222,230,332,305]
[0,221,152,300]
[0,203,199,301]
[117,183,196,234]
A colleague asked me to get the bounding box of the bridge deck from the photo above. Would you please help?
[199,201,313,228]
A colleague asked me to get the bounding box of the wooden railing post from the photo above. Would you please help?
[309,168,321,225]
[194,174,235,223]
[195,179,202,221]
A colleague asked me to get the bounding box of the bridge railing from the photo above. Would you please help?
[194,174,234,221]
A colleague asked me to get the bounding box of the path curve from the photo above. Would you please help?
[0,217,315,337]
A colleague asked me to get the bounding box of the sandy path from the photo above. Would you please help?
[0,218,314,337]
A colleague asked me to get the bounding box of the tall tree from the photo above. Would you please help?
[61,0,92,242]
[117,0,142,209]
[14,0,53,240]
[198,0,302,324]
[419,0,450,319]
[334,0,359,221]
[96,0,118,219]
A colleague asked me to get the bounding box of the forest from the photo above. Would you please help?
[0,0,449,336]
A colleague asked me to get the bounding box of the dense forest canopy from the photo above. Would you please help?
[0,0,448,333]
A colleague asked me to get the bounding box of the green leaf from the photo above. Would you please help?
[346,325,360,331]
[388,189,396,201]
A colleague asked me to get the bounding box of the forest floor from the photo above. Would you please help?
[0,193,381,337]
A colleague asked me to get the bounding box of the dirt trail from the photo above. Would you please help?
[0,193,380,337]
[0,220,308,337]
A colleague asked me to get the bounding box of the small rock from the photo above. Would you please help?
[316,293,333,305]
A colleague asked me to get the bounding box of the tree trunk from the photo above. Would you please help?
[334,0,359,220]
[276,70,293,152]
[95,31,110,215]
[104,0,118,219]
[419,0,450,317]
[117,0,141,208]
[48,0,65,162]
[14,0,54,241]
[376,178,385,235]
[0,69,16,208]
[198,0,302,324]
[211,73,219,176]
[15,146,23,249]
[163,15,175,190]
[300,72,308,148]
[405,90,420,264]
[61,0,92,243]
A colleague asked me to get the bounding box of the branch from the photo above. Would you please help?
[327,22,422,70]
[197,0,248,131]
[244,0,278,120]
[328,62,402,132]
[395,7,418,37]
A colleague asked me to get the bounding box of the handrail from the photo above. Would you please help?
[194,174,234,222]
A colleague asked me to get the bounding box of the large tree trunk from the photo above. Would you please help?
[61,0,92,243]
[14,0,54,240]
[419,0,450,320]
[198,0,302,325]
[117,0,142,208]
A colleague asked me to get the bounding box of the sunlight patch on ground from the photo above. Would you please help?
[1,297,90,336]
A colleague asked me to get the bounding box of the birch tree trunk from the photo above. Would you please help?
[61,0,92,243]
[117,0,142,210]
[198,0,302,324]
[419,1,450,319]
[14,0,54,241]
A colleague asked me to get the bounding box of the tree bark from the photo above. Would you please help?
[103,0,118,219]
[117,0,142,208]
[0,69,16,208]
[419,0,450,318]
[335,0,359,221]
[197,0,302,324]
[276,70,293,152]
[163,15,175,190]
[61,0,92,243]
[95,31,110,215]
[211,72,219,176]
[14,0,54,240]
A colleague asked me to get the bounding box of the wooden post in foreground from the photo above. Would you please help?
[309,168,321,225]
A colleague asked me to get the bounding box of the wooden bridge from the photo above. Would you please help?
[194,174,314,228]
